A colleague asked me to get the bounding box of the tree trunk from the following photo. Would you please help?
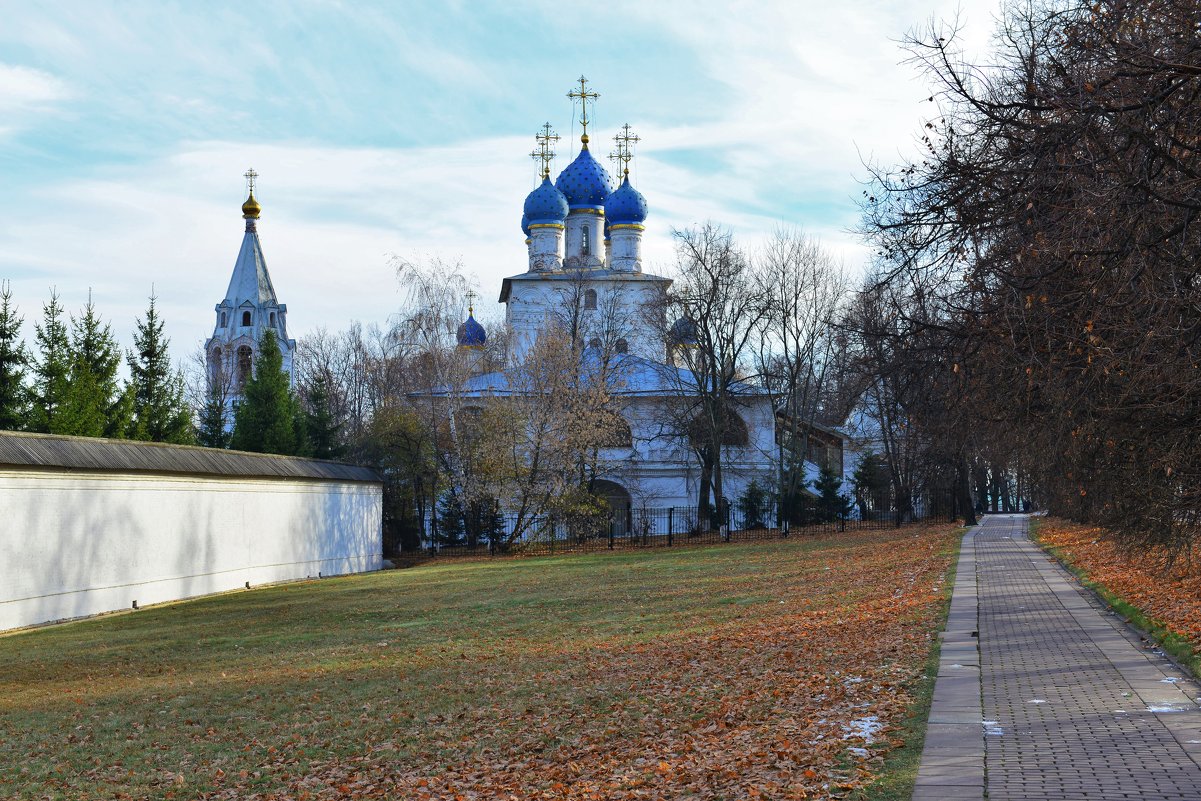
[696,456,713,533]
[959,457,977,526]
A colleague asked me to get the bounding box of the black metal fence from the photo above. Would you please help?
[401,490,961,559]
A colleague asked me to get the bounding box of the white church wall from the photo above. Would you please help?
[611,394,778,513]
[0,468,382,632]
[504,275,669,362]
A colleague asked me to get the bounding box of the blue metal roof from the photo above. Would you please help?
[555,146,614,210]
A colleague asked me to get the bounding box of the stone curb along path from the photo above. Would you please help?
[911,514,1201,801]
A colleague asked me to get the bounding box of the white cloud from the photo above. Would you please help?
[0,63,70,110]
[0,0,1006,367]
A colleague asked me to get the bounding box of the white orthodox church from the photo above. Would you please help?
[444,81,780,522]
[204,172,296,420]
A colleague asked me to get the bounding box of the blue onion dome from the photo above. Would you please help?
[457,309,487,349]
[555,146,614,210]
[523,176,569,225]
[521,213,530,237]
[669,316,698,347]
[603,173,648,225]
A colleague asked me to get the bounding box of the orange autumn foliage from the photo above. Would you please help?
[219,526,960,800]
[1037,518,1201,643]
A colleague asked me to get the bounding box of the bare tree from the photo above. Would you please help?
[754,227,850,520]
[663,224,772,528]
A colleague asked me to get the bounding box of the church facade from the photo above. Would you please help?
[446,82,779,525]
[204,172,296,421]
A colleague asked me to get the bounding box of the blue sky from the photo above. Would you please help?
[0,0,997,361]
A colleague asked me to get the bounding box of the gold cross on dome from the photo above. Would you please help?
[244,168,258,194]
[465,289,478,314]
[530,122,560,177]
[567,75,600,144]
[609,123,640,176]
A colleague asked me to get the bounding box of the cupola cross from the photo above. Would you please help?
[609,123,640,176]
[530,122,560,177]
[567,75,600,144]
[465,289,478,314]
[244,168,258,194]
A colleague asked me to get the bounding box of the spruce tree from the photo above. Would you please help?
[303,374,342,459]
[27,291,71,433]
[230,330,305,455]
[0,283,28,430]
[59,295,128,438]
[127,294,193,443]
[814,463,853,522]
[197,383,230,448]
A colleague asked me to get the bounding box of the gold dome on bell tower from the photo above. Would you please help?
[241,168,261,219]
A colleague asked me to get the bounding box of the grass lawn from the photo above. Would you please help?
[0,523,961,800]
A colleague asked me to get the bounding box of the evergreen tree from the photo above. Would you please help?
[27,291,71,433]
[435,491,466,546]
[850,450,890,519]
[127,294,193,443]
[196,383,230,448]
[0,283,28,430]
[736,478,771,529]
[58,295,129,438]
[813,463,853,522]
[230,330,305,455]
[302,374,342,459]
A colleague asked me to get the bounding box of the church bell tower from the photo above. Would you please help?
[204,169,296,424]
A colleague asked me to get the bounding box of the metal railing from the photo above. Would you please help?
[403,491,959,559]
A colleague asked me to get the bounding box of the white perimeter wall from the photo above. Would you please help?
[0,468,383,631]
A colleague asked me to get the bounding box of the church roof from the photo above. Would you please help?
[523,175,569,225]
[604,174,648,225]
[456,310,487,349]
[555,146,614,210]
[222,226,278,308]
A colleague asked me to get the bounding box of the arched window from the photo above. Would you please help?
[584,288,597,310]
[599,411,633,448]
[615,338,629,354]
[581,225,590,256]
[219,312,227,327]
[687,411,750,449]
[208,347,223,383]
[236,346,253,388]
[241,311,251,326]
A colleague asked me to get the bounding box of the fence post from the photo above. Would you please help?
[609,516,615,549]
[721,524,730,543]
[668,507,674,547]
[782,519,789,538]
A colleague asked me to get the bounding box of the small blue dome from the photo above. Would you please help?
[521,213,530,237]
[523,176,569,225]
[457,311,486,349]
[669,316,697,347]
[604,175,648,225]
[555,146,614,210]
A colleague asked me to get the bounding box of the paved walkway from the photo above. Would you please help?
[913,514,1201,800]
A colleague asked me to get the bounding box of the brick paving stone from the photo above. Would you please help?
[913,514,1201,801]
[978,514,1201,799]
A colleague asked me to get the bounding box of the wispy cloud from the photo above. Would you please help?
[0,0,1004,362]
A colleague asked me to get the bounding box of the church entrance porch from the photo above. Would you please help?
[592,479,632,537]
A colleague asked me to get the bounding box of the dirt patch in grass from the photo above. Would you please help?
[0,523,961,800]
[1032,517,1201,676]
